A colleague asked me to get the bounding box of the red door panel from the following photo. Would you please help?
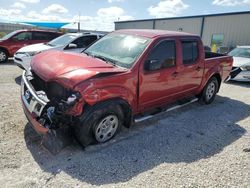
[177,39,204,95]
[138,39,182,111]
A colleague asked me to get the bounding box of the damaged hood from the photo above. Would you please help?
[31,50,127,87]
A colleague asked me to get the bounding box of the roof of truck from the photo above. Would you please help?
[114,29,198,39]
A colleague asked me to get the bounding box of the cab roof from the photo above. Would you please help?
[114,29,198,39]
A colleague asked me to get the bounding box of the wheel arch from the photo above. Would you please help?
[212,73,222,92]
[0,47,9,56]
[83,97,133,128]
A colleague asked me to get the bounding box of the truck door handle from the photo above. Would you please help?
[172,72,178,77]
[196,66,201,71]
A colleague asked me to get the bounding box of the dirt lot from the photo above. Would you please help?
[0,61,249,188]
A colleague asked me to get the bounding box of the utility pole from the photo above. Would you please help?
[78,12,81,32]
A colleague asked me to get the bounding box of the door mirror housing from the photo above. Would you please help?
[144,59,161,71]
[68,43,77,49]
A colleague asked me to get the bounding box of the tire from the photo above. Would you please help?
[199,77,219,104]
[74,102,124,147]
[0,49,8,63]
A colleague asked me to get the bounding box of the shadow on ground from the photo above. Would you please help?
[0,59,15,66]
[15,75,22,85]
[24,96,248,185]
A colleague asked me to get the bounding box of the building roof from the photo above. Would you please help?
[114,29,197,38]
[115,11,250,24]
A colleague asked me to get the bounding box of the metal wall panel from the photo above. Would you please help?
[155,18,202,35]
[202,14,250,47]
[115,20,154,30]
[115,12,250,47]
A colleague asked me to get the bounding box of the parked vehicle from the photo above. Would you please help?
[228,46,250,82]
[0,29,62,63]
[14,32,103,70]
[21,29,233,148]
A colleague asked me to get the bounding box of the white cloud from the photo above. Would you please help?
[20,0,40,3]
[42,4,68,14]
[0,6,132,31]
[67,6,133,31]
[212,0,250,6]
[11,2,26,9]
[97,6,124,17]
[27,11,68,21]
[108,0,124,3]
[0,8,22,17]
[148,0,189,18]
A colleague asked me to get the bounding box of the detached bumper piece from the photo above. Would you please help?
[21,71,73,154]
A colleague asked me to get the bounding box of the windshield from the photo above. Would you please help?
[47,34,78,46]
[84,33,151,68]
[228,47,250,58]
[0,30,19,40]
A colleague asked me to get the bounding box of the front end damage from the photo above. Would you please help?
[21,70,81,153]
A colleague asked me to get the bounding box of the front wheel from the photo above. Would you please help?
[199,77,219,104]
[74,102,124,147]
[0,50,8,63]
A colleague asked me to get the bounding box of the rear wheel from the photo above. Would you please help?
[0,49,8,63]
[74,102,124,147]
[199,77,219,104]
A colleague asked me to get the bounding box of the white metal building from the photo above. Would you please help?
[115,11,250,48]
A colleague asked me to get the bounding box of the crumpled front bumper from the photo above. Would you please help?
[230,67,250,82]
[21,71,49,134]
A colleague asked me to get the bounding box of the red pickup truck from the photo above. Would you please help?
[21,29,233,147]
[0,29,61,62]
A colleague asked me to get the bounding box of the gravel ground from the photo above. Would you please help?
[0,62,249,188]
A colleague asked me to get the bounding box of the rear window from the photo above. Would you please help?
[181,40,199,65]
[32,32,50,40]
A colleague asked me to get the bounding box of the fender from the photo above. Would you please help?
[198,63,223,94]
[82,85,136,109]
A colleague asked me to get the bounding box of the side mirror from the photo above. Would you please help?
[68,43,77,49]
[144,59,161,71]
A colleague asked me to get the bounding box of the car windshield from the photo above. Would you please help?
[47,34,78,47]
[0,30,19,40]
[84,33,151,68]
[228,47,250,58]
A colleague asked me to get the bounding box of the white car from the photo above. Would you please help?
[228,46,250,82]
[14,32,103,70]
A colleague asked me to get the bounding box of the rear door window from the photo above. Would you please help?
[181,40,199,65]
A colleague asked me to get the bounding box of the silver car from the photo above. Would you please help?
[229,46,250,82]
[14,32,103,70]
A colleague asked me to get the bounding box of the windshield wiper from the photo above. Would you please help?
[93,55,117,66]
[46,43,54,46]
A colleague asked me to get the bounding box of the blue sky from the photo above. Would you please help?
[0,0,249,31]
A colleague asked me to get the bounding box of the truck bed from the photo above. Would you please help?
[205,52,227,59]
[204,52,233,81]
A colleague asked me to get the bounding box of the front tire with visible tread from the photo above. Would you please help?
[199,77,219,104]
[74,102,124,147]
[0,49,8,63]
